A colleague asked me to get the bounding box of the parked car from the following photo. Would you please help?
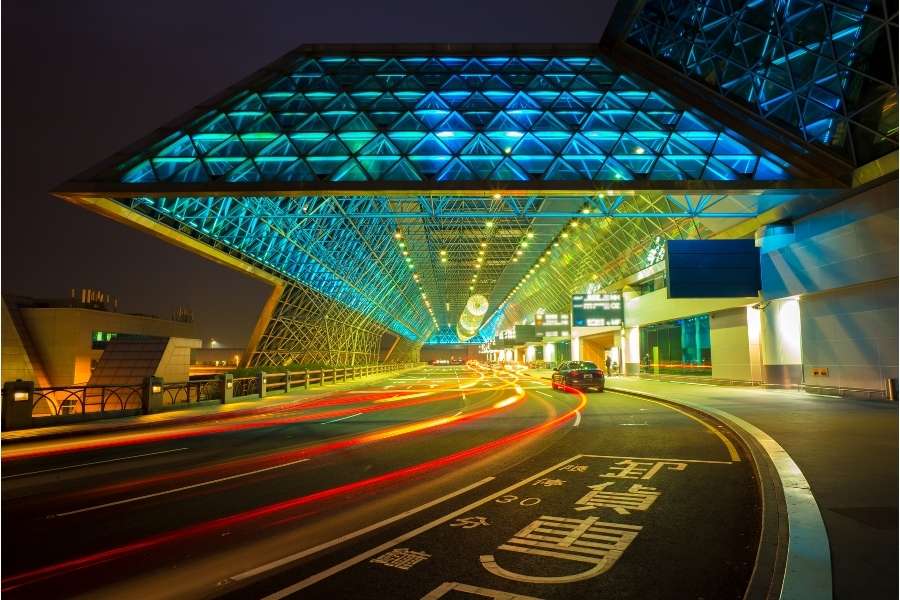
[450,357,464,365]
[431,359,450,366]
[551,361,605,392]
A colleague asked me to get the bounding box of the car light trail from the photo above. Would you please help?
[2,391,584,592]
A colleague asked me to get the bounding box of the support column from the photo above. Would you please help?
[760,297,803,385]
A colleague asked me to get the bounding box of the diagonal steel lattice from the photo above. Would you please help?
[57,45,840,358]
[627,0,898,167]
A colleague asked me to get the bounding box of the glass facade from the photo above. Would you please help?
[639,314,711,375]
[116,55,792,185]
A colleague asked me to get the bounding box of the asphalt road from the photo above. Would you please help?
[1,365,760,599]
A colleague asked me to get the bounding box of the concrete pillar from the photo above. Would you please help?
[143,376,164,414]
[2,380,33,430]
[760,297,803,385]
[220,374,233,404]
[258,372,267,398]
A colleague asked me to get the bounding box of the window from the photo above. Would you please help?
[91,331,118,350]
[639,314,711,376]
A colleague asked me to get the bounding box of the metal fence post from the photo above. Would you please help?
[2,380,33,431]
[284,371,292,393]
[320,370,325,387]
[220,374,233,404]
[259,372,267,399]
[305,369,310,390]
[143,376,163,414]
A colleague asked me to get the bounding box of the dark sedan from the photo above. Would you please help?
[551,360,605,392]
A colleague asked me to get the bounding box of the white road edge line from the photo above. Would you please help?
[2,447,190,479]
[322,413,363,424]
[228,476,495,583]
[606,386,832,600]
[49,458,311,519]
[573,410,582,427]
[261,455,583,599]
[533,390,553,398]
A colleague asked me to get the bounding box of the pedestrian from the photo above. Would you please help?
[605,355,612,375]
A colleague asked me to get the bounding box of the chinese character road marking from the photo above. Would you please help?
[558,464,588,472]
[574,482,660,514]
[451,516,490,529]
[532,478,565,487]
[601,459,687,480]
[371,548,430,570]
[421,581,543,600]
[480,515,641,584]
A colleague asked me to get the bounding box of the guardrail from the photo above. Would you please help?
[30,384,144,418]
[162,379,222,405]
[2,362,424,430]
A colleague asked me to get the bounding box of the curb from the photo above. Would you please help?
[606,385,832,600]
[1,366,425,447]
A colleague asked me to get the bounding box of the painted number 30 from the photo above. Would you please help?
[495,495,541,506]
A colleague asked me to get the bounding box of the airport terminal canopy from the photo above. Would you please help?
[57,2,895,363]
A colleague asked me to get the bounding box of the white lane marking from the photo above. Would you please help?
[533,390,553,398]
[49,458,311,518]
[322,413,363,424]
[608,386,832,598]
[261,455,584,599]
[2,448,189,480]
[619,423,649,426]
[228,476,495,583]
[573,410,582,427]
[452,411,462,417]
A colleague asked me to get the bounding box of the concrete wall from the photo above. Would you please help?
[19,308,197,386]
[624,287,756,327]
[801,278,898,392]
[710,307,755,381]
[1,301,35,384]
[157,337,203,382]
[761,178,898,299]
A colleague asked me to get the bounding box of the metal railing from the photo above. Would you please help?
[31,384,143,418]
[8,362,423,429]
[161,379,222,405]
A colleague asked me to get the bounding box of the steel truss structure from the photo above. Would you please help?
[249,281,416,367]
[627,0,898,167]
[57,43,855,358]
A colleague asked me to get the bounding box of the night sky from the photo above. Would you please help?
[2,0,612,346]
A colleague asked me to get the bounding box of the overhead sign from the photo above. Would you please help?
[572,293,623,327]
[666,239,760,298]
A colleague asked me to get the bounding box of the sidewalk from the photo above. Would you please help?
[527,370,898,599]
[2,366,423,445]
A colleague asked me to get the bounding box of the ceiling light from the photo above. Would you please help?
[570,221,578,228]
[581,208,591,214]
[516,250,523,256]
[492,194,501,200]
[485,220,494,228]
[439,249,447,256]
[480,242,487,248]
[635,147,645,154]
[394,232,403,240]
[526,232,534,239]
[441,257,447,263]
[561,232,569,238]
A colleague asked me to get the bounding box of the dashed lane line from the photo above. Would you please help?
[49,458,311,519]
[226,476,495,583]
[321,413,363,424]
[2,448,190,479]
[258,455,586,599]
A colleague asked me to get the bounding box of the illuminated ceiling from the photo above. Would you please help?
[57,45,840,345]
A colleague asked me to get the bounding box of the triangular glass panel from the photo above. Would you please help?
[511,133,555,174]
[255,156,296,180]
[276,158,316,182]
[330,158,370,181]
[240,132,279,154]
[488,158,530,181]
[193,112,234,134]
[383,158,422,181]
[614,155,655,174]
[460,133,502,156]
[207,136,247,158]
[754,157,790,180]
[224,159,262,182]
[157,135,196,158]
[358,155,400,179]
[203,157,244,177]
[258,135,299,158]
[702,157,738,180]
[410,133,452,157]
[170,159,208,183]
[459,155,502,179]
[649,158,685,181]
[436,158,477,181]
[543,157,583,181]
[122,160,157,183]
[358,134,401,156]
[594,157,634,181]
